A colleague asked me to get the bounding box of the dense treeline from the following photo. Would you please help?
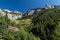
[31,8,60,40]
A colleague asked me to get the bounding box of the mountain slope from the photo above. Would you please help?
[0,9,22,20]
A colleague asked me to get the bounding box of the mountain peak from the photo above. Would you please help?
[13,10,20,13]
[0,9,22,20]
[3,9,12,12]
[45,4,55,9]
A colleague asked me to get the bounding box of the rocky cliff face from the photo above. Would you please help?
[23,4,60,18]
[0,9,6,16]
[45,4,55,9]
[23,8,42,18]
[0,9,22,20]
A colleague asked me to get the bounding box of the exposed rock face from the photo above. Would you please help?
[23,8,41,17]
[0,9,6,16]
[27,10,35,15]
[7,13,22,20]
[45,4,54,9]
[0,9,22,20]
[3,9,12,12]
[13,10,22,14]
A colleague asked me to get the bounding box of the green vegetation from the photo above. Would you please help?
[0,12,40,40]
[0,8,60,40]
[31,8,60,40]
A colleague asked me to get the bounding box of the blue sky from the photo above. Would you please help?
[0,0,60,13]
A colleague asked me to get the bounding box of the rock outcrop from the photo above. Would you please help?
[0,9,22,20]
